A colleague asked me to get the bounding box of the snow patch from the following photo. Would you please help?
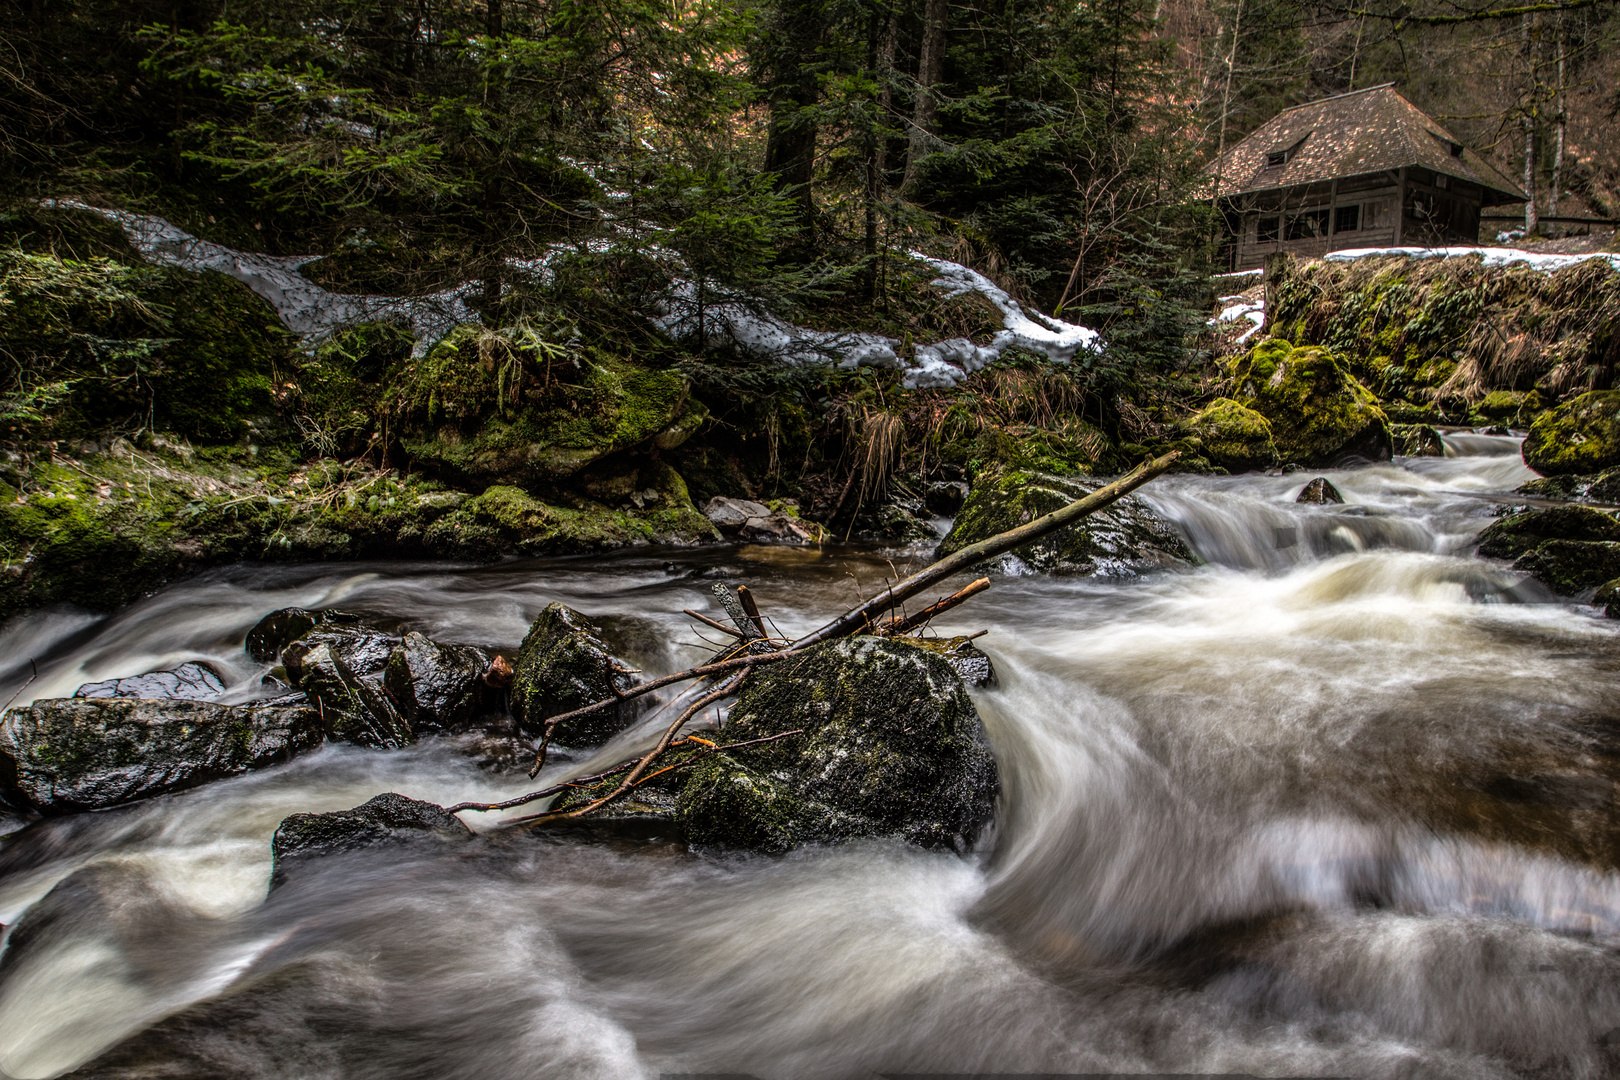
[1324,245,1620,274]
[1214,299,1266,344]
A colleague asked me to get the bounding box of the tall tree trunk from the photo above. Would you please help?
[863,9,881,296]
[1522,13,1538,237]
[763,0,822,241]
[902,0,947,195]
[1550,7,1566,218]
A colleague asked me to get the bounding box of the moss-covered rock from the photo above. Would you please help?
[675,636,998,853]
[1185,398,1277,472]
[509,603,638,746]
[1228,338,1392,466]
[394,331,700,490]
[1522,391,1620,476]
[934,468,1193,576]
[295,643,414,748]
[1391,423,1445,457]
[1512,540,1620,596]
[0,697,323,813]
[1477,505,1620,560]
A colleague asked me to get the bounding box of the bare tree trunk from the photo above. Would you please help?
[1550,7,1567,218]
[1209,0,1244,265]
[1522,13,1539,237]
[902,0,948,194]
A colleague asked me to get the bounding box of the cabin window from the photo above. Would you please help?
[1286,208,1330,240]
[1266,150,1288,168]
[1435,175,1449,190]
[1334,204,1360,232]
[1257,215,1281,242]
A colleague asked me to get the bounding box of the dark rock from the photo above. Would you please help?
[269,792,471,889]
[382,632,496,731]
[510,603,637,746]
[1515,470,1620,505]
[1295,477,1345,504]
[1523,390,1620,476]
[1477,505,1620,560]
[283,626,397,683]
[296,644,413,748]
[1512,540,1620,596]
[1596,578,1620,618]
[934,468,1194,576]
[857,497,938,544]
[73,661,225,701]
[675,636,999,853]
[0,698,322,813]
[901,635,997,688]
[244,607,366,663]
[926,481,970,516]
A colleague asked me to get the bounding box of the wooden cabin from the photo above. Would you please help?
[1206,85,1525,272]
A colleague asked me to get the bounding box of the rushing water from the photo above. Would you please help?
[5,434,1620,1079]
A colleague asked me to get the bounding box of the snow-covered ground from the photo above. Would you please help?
[56,201,1102,390]
[1324,244,1620,273]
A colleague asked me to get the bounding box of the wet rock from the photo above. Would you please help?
[1596,578,1620,618]
[859,496,938,544]
[1515,469,1620,505]
[675,636,998,853]
[1295,477,1345,504]
[901,635,997,687]
[1477,505,1620,560]
[245,607,366,663]
[296,644,413,748]
[1522,390,1620,476]
[510,602,637,746]
[381,632,497,731]
[1228,339,1392,466]
[1512,540,1620,596]
[0,698,322,813]
[73,661,225,701]
[1391,423,1445,457]
[1185,398,1278,472]
[926,480,969,516]
[935,468,1194,576]
[703,496,818,544]
[283,626,397,683]
[269,792,471,889]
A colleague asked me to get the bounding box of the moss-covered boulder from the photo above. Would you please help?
[510,603,637,746]
[1391,423,1445,457]
[1522,391,1620,476]
[393,330,702,491]
[0,697,323,813]
[1477,505,1620,559]
[675,637,998,853]
[1512,540,1620,596]
[1228,339,1392,465]
[1185,398,1277,472]
[269,792,471,890]
[934,468,1193,576]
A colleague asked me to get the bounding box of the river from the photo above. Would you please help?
[4,433,1620,1079]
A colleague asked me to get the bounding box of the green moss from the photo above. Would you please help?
[1185,398,1277,472]
[509,602,635,744]
[1512,540,1620,596]
[1477,505,1620,559]
[1228,338,1391,465]
[1522,391,1620,476]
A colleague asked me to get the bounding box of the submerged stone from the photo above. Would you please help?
[1522,390,1620,476]
[1228,339,1392,466]
[934,468,1193,576]
[1185,398,1278,473]
[0,698,322,813]
[1295,477,1345,504]
[73,661,225,701]
[1476,505,1620,560]
[675,636,999,853]
[244,607,368,663]
[382,632,497,731]
[269,792,471,889]
[509,602,637,746]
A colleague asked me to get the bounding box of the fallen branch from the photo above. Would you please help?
[877,577,991,636]
[684,608,744,638]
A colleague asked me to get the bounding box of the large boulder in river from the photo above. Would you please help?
[73,661,224,701]
[510,602,637,746]
[674,637,998,853]
[1185,398,1278,473]
[1512,540,1620,596]
[296,644,414,748]
[270,792,472,889]
[1228,339,1392,465]
[934,468,1193,576]
[1477,505,1620,559]
[245,607,369,663]
[0,698,322,813]
[382,632,497,731]
[1521,390,1620,476]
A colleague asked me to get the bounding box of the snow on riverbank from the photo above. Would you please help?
[58,201,1103,390]
[1325,244,1620,273]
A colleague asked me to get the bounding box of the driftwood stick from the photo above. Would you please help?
[735,585,770,639]
[684,608,744,638]
[793,450,1179,648]
[878,577,991,636]
[711,583,762,641]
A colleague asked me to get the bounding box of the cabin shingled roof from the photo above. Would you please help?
[1205,85,1525,206]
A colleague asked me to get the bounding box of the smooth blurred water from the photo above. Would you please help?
[7,437,1620,1079]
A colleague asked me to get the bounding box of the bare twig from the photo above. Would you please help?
[684,608,744,638]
